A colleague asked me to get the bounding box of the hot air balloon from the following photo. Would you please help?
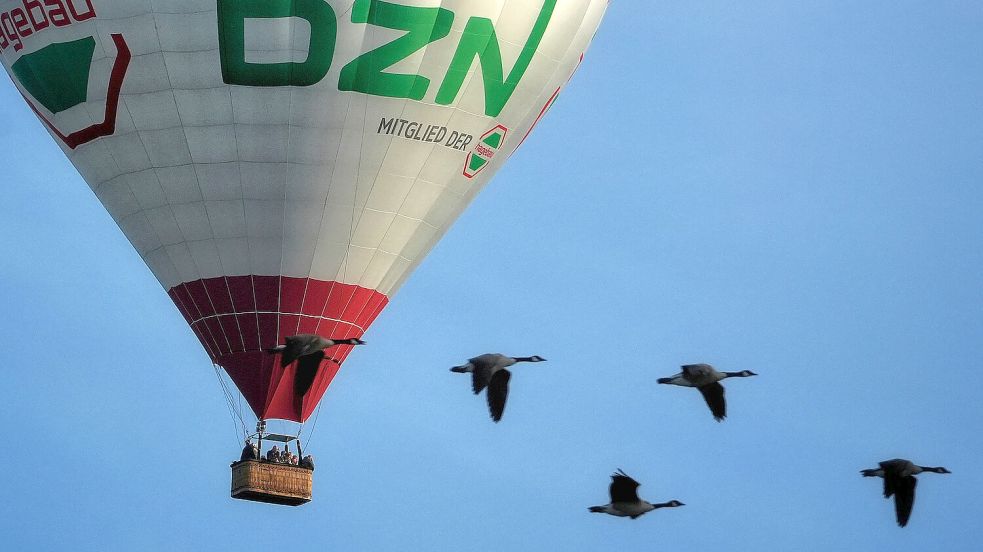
[1,0,608,504]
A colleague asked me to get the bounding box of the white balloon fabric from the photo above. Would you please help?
[1,0,607,421]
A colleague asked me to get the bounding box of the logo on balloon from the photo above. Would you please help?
[4,2,131,149]
[464,125,508,179]
[11,38,130,150]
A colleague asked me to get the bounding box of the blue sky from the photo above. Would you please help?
[2,1,982,550]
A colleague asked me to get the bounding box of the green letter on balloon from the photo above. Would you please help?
[436,0,556,117]
[218,0,336,87]
[339,0,453,100]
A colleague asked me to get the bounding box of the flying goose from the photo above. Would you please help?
[450,353,546,422]
[657,363,757,421]
[266,334,365,368]
[588,469,684,519]
[861,458,950,527]
[266,334,362,400]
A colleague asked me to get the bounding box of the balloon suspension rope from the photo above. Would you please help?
[214,364,248,442]
[302,402,326,447]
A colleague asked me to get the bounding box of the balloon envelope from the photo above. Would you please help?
[1,0,607,422]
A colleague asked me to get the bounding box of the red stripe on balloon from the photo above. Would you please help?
[169,276,388,422]
[513,86,560,154]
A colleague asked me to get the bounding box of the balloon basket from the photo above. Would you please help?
[231,460,313,506]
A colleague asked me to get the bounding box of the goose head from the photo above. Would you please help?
[927,466,951,474]
[528,355,547,362]
[738,370,757,377]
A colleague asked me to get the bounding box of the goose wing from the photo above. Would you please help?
[879,459,910,497]
[894,476,917,527]
[882,475,895,498]
[697,382,727,421]
[294,350,326,397]
[469,355,499,394]
[609,470,641,503]
[486,369,511,422]
[471,366,492,394]
[281,335,318,367]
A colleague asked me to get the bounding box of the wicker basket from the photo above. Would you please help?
[231,460,313,506]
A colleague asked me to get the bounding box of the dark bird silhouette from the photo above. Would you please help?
[265,333,365,368]
[861,459,950,527]
[657,363,757,421]
[450,353,545,422]
[588,469,684,519]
